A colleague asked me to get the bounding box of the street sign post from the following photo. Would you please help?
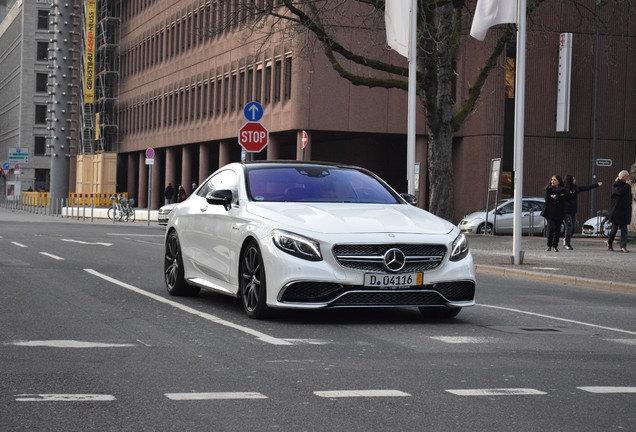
[238,122,269,152]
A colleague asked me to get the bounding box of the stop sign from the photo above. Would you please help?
[238,122,269,152]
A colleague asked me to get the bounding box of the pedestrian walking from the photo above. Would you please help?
[562,175,602,250]
[607,170,633,253]
[164,182,174,205]
[541,175,566,252]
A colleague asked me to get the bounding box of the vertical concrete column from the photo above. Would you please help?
[165,147,177,188]
[48,1,78,211]
[199,144,211,184]
[219,141,232,167]
[296,130,311,161]
[266,136,279,160]
[181,146,193,194]
[151,152,163,209]
[127,153,138,202]
[138,153,148,208]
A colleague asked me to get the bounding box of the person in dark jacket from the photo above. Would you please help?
[541,175,566,252]
[562,175,602,250]
[607,170,633,253]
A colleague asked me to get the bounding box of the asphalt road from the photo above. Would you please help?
[0,209,634,431]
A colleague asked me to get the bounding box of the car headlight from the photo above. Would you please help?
[450,232,469,262]
[272,230,322,261]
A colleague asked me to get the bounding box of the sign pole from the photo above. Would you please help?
[147,165,152,226]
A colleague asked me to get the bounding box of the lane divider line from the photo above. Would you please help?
[84,269,292,346]
[478,304,636,336]
[165,392,267,400]
[40,252,64,260]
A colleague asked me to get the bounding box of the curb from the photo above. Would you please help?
[475,264,636,294]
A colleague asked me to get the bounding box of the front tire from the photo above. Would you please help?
[239,240,271,319]
[477,223,493,235]
[164,230,200,296]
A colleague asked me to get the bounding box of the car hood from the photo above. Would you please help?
[246,202,455,235]
[461,210,489,222]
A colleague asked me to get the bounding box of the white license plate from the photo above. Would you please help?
[364,272,423,288]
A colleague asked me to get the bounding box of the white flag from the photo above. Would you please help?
[385,0,409,58]
[470,0,517,41]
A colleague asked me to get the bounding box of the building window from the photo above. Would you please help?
[284,55,292,100]
[35,105,47,124]
[263,61,272,104]
[37,10,49,30]
[36,42,49,61]
[273,57,282,102]
[34,136,47,155]
[36,73,48,93]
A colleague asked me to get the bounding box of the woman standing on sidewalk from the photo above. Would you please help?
[562,175,602,250]
[607,170,632,253]
[542,175,566,252]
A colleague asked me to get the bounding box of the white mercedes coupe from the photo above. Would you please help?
[164,161,476,319]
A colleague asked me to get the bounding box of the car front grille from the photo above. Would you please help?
[332,243,447,272]
[279,281,475,306]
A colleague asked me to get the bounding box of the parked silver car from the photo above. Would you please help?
[581,214,612,237]
[458,197,546,235]
[157,203,177,226]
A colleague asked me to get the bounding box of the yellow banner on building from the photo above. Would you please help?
[95,112,100,140]
[84,0,96,103]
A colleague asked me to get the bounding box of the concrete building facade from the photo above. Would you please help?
[1,0,634,223]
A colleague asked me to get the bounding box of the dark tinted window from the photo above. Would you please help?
[247,166,399,204]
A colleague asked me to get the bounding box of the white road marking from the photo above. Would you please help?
[446,388,546,396]
[84,269,292,346]
[578,387,636,394]
[39,252,64,260]
[478,304,636,336]
[314,390,411,398]
[603,338,636,346]
[11,242,27,248]
[7,340,135,348]
[61,238,113,246]
[106,233,164,237]
[430,336,497,344]
[16,394,115,402]
[530,267,561,271]
[165,392,267,400]
[282,338,331,345]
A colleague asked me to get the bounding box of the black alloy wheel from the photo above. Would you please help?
[239,240,271,319]
[164,230,200,296]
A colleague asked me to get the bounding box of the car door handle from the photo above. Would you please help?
[200,205,208,212]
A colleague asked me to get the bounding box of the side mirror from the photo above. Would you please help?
[400,193,417,206]
[206,189,233,211]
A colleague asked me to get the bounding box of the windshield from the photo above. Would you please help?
[246,166,400,204]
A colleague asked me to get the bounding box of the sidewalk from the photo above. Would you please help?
[468,233,636,293]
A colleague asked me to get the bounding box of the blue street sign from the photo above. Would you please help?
[244,101,263,122]
[2,163,9,170]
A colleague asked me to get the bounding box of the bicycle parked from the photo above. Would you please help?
[107,195,136,222]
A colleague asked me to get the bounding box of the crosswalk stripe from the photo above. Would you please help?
[446,388,546,396]
[578,387,636,394]
[16,394,115,402]
[314,390,410,398]
[165,392,267,400]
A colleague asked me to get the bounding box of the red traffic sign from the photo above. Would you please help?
[145,147,155,159]
[239,122,269,152]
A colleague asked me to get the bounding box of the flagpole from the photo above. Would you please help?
[406,0,417,196]
[512,0,527,264]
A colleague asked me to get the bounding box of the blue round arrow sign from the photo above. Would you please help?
[244,101,263,122]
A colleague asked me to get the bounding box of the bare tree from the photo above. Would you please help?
[240,0,633,221]
[237,0,520,220]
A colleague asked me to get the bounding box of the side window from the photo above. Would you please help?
[197,170,239,204]
[499,203,514,214]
